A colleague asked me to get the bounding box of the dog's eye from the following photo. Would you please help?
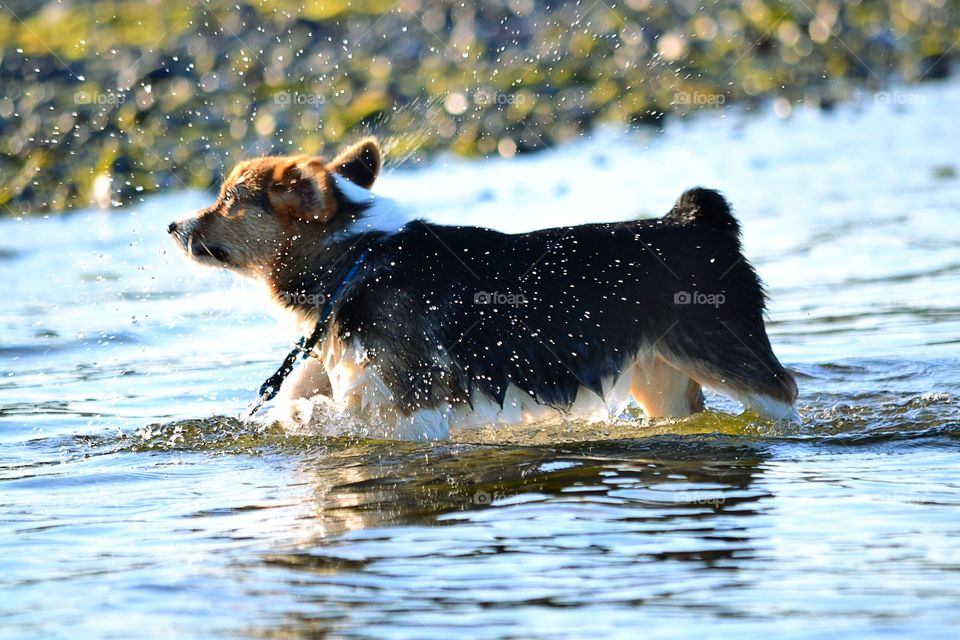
[220,192,240,216]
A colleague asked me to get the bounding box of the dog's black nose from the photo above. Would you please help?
[167,222,178,234]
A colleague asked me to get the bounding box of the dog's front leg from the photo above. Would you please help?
[278,356,332,401]
[265,357,333,425]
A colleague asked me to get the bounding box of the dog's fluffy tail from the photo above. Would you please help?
[664,187,741,241]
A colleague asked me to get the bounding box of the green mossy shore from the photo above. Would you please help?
[0,0,954,214]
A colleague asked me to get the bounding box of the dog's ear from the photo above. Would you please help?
[267,156,333,222]
[326,137,381,189]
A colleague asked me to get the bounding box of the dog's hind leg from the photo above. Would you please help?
[630,353,704,418]
[641,187,798,421]
[658,323,799,422]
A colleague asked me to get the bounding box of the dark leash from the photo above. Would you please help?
[247,247,371,417]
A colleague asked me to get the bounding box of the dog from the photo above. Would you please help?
[169,137,798,439]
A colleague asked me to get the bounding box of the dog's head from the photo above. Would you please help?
[168,138,382,278]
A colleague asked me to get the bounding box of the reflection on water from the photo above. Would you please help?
[259,438,771,637]
[295,436,770,541]
[2,81,960,638]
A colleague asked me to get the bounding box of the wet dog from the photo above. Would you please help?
[169,138,798,439]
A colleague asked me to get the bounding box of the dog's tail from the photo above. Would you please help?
[658,328,800,422]
[664,187,740,241]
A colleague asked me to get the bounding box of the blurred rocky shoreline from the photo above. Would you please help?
[0,0,954,215]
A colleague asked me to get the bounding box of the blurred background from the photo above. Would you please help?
[0,0,955,214]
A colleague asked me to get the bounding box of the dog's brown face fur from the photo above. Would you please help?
[168,138,381,280]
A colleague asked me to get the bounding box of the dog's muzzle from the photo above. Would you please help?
[167,220,229,264]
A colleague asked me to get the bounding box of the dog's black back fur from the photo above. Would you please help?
[320,188,796,414]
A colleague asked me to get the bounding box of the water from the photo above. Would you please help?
[3,83,960,639]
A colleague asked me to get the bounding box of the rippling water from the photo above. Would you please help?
[3,83,960,638]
